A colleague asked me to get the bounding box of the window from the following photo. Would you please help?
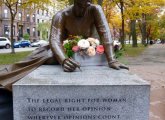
[32,14,35,22]
[13,25,15,36]
[38,31,40,37]
[18,12,22,21]
[37,19,40,23]
[27,27,30,35]
[42,10,44,15]
[37,9,39,14]
[33,27,36,37]
[27,14,30,22]
[4,9,8,18]
[4,25,9,35]
[18,25,23,37]
[18,0,21,5]
[46,11,49,16]
[0,38,7,41]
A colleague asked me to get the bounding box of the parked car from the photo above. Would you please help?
[14,41,21,48]
[156,40,161,44]
[14,40,31,48]
[31,40,48,47]
[0,37,11,49]
[125,40,133,44]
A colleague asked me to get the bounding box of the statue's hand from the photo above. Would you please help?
[62,58,80,72]
[108,60,129,70]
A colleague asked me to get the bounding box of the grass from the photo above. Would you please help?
[123,44,146,57]
[0,44,146,65]
[116,44,147,64]
[0,51,32,65]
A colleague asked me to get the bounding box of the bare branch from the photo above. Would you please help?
[4,0,11,7]
[10,0,19,7]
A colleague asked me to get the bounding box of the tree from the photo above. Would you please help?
[97,0,103,6]
[37,21,51,40]
[102,0,121,40]
[0,0,52,53]
[110,0,125,48]
[23,33,30,40]
[158,14,165,41]
[124,0,165,46]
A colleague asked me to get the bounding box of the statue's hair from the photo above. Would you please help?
[74,0,93,4]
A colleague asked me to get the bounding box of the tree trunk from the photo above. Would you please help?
[10,16,15,54]
[141,14,147,46]
[120,0,125,48]
[131,20,138,47]
[97,0,103,6]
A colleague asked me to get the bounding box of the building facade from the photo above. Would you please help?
[0,4,39,42]
[36,9,52,40]
[0,2,57,42]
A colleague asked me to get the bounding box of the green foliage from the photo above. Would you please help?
[159,14,165,40]
[0,52,31,65]
[63,36,82,57]
[160,14,165,28]
[159,31,165,40]
[37,21,51,40]
[115,49,123,59]
[23,33,30,40]
[123,44,146,57]
[68,0,74,5]
[115,44,146,59]
[55,0,70,9]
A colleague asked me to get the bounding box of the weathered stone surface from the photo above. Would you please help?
[73,53,107,66]
[13,65,150,120]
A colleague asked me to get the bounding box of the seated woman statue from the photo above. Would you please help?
[0,0,128,91]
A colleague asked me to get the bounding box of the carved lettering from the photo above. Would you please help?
[26,97,126,120]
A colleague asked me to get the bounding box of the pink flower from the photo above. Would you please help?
[72,46,80,52]
[96,45,104,54]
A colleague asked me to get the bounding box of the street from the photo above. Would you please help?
[124,44,165,120]
[0,47,37,54]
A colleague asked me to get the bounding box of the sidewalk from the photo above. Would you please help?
[125,44,165,120]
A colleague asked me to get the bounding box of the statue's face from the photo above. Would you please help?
[74,0,91,17]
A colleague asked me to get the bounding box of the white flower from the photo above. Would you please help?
[87,38,100,47]
[95,39,100,46]
[87,38,96,42]
[87,46,96,56]
[63,40,69,45]
[78,39,90,49]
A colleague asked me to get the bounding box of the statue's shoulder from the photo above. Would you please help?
[53,5,73,19]
[89,4,102,11]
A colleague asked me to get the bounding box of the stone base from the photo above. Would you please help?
[73,53,107,66]
[0,88,13,120]
[13,65,150,120]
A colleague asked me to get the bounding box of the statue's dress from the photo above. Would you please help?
[0,5,113,91]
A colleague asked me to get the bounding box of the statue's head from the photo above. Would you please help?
[73,0,92,17]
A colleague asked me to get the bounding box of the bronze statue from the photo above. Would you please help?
[0,0,128,91]
[49,0,128,72]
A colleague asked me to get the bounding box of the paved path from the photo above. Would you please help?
[123,44,165,120]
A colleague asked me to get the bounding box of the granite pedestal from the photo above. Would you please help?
[13,65,150,120]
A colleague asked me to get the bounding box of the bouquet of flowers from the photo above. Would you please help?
[63,35,104,57]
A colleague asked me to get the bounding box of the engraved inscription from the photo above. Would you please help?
[25,97,127,120]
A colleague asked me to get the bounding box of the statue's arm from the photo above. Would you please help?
[49,12,67,64]
[49,12,80,72]
[92,5,115,63]
[93,5,129,70]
